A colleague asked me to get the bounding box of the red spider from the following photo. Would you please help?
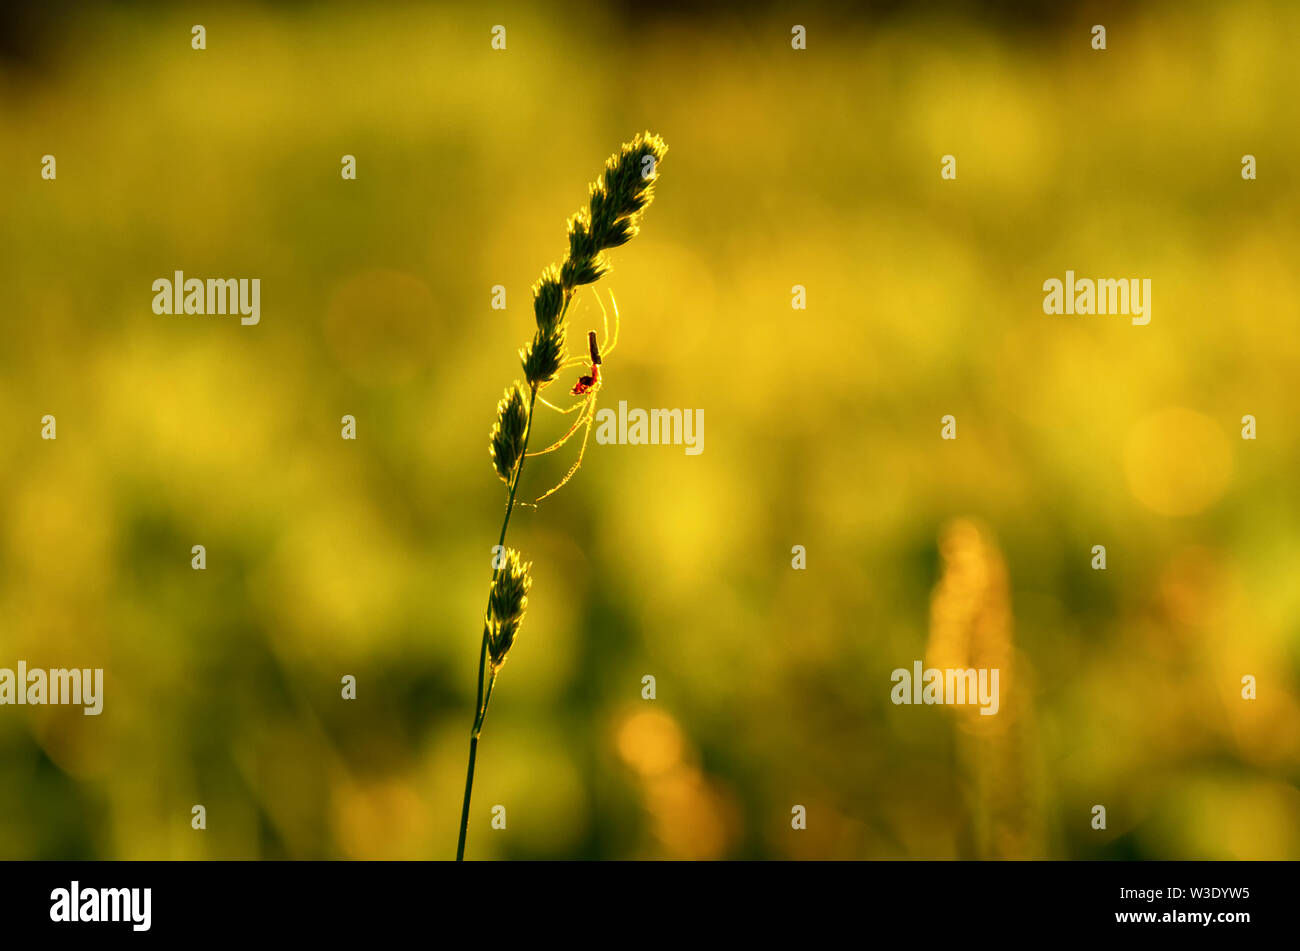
[526,290,619,504]
[570,331,602,395]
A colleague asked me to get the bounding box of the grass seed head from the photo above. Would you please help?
[532,265,566,334]
[487,548,533,667]
[521,324,567,385]
[550,131,668,297]
[597,132,668,225]
[489,381,531,483]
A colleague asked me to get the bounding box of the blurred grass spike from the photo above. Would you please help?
[927,518,1045,859]
[457,133,668,860]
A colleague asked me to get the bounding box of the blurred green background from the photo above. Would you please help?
[1,0,1298,860]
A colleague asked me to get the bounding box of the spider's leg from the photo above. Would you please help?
[596,290,620,357]
[526,396,593,456]
[533,400,597,503]
[537,393,588,415]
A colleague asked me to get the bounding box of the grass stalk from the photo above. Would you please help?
[456,378,541,860]
[455,134,666,860]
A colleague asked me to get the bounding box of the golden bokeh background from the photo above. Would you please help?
[1,0,1298,859]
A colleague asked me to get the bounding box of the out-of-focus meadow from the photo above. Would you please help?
[1,0,1298,859]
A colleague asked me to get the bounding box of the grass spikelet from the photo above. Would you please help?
[489,383,531,483]
[486,548,532,669]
